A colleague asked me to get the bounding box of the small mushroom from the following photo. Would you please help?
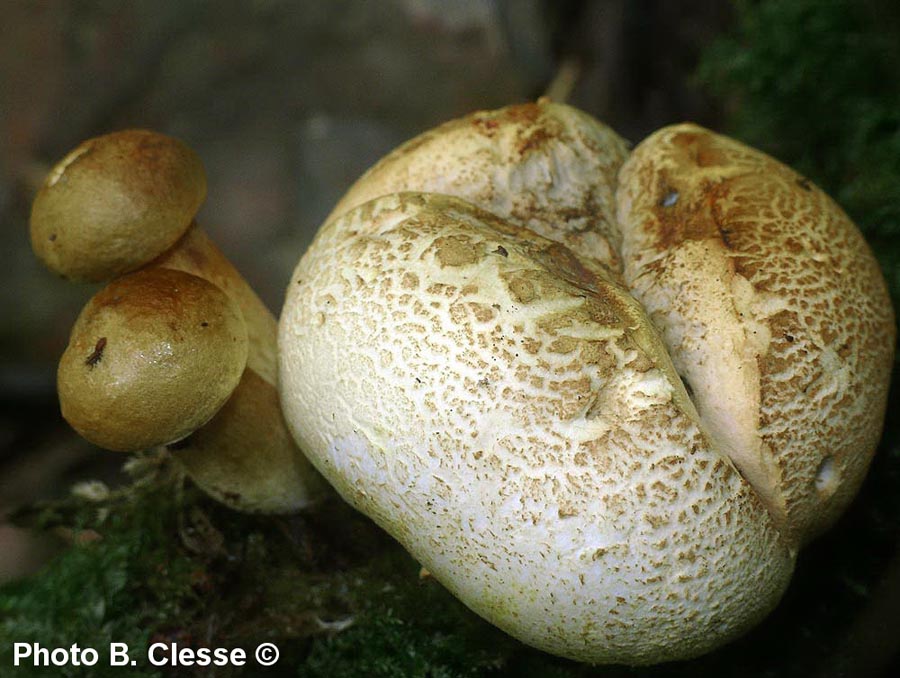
[32,130,322,512]
[58,268,247,451]
[278,105,895,663]
[30,130,206,282]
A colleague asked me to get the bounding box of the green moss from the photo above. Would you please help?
[301,609,488,678]
[0,483,198,678]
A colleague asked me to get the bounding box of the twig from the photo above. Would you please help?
[542,56,581,104]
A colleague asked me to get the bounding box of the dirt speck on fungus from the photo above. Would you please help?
[85,337,107,368]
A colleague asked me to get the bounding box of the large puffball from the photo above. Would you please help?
[278,102,895,664]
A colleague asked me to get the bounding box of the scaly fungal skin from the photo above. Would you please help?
[278,102,895,664]
[618,124,895,543]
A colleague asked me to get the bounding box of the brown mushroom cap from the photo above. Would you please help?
[58,267,248,451]
[30,129,206,281]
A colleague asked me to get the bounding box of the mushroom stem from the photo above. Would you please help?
[152,224,278,384]
[172,368,326,513]
[542,56,581,104]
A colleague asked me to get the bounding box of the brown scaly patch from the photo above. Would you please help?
[471,115,500,138]
[517,127,553,156]
[432,234,481,267]
[649,173,690,251]
[497,102,542,127]
[535,243,603,295]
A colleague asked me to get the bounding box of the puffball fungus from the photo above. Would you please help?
[278,101,895,664]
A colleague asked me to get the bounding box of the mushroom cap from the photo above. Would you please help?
[30,129,206,282]
[279,193,795,665]
[617,124,896,543]
[327,100,629,272]
[171,367,325,513]
[59,267,248,451]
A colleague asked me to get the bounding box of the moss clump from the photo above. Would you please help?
[0,480,199,678]
[301,607,495,678]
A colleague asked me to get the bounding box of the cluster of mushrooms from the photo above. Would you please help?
[30,130,323,513]
[31,100,895,665]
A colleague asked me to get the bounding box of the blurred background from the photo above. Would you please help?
[1,0,899,674]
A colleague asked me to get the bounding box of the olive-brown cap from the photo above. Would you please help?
[58,267,248,451]
[30,130,206,281]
